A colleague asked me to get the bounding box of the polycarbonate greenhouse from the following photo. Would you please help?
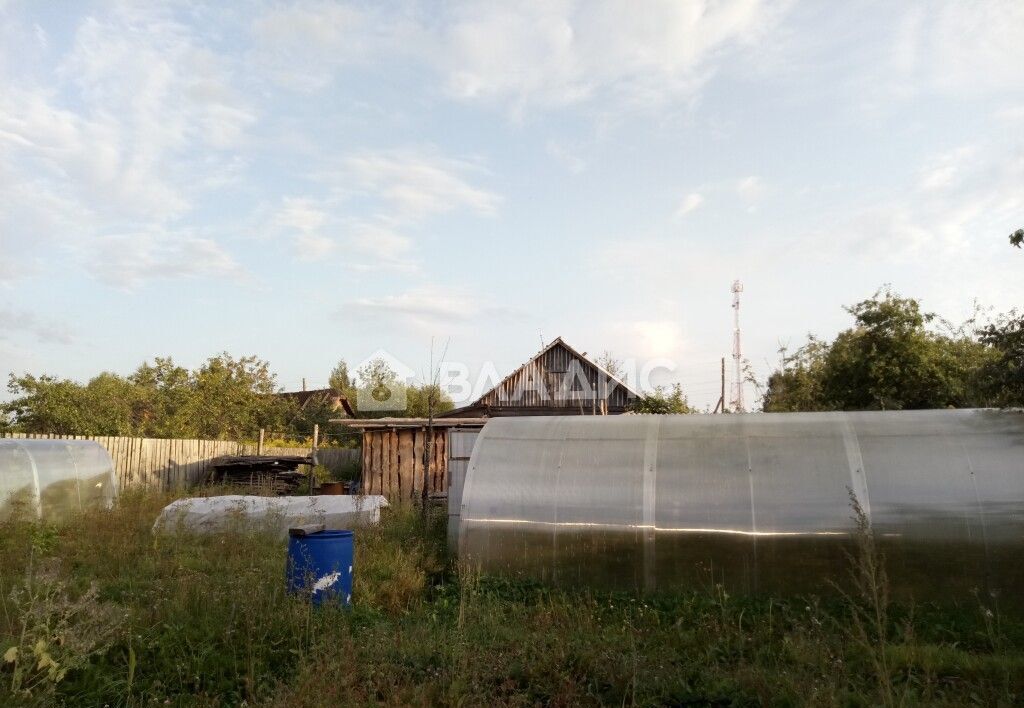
[0,439,118,521]
[457,410,1024,600]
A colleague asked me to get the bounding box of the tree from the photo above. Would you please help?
[761,337,831,412]
[352,357,454,418]
[595,351,627,384]
[5,374,95,435]
[631,383,693,414]
[354,358,403,417]
[184,354,289,439]
[328,359,356,400]
[404,383,454,417]
[3,353,291,439]
[977,310,1024,406]
[129,357,192,437]
[763,288,996,412]
[1011,228,1023,248]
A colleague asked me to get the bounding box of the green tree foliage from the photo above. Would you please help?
[404,383,455,417]
[631,383,693,414]
[977,311,1024,406]
[352,357,453,418]
[184,355,288,439]
[763,289,1000,412]
[595,351,627,384]
[328,359,357,401]
[1010,228,1023,248]
[3,354,292,439]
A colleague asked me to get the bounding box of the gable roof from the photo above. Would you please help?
[275,388,355,417]
[446,336,640,417]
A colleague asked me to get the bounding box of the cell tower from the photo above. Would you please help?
[731,280,745,412]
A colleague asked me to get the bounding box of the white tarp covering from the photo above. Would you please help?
[153,494,388,537]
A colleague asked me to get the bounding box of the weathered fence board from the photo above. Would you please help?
[2,434,362,491]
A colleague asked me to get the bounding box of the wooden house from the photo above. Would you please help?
[276,387,354,417]
[445,336,639,417]
[338,337,639,501]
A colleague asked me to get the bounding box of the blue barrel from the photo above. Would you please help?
[286,530,354,607]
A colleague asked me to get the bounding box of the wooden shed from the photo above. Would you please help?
[344,418,486,501]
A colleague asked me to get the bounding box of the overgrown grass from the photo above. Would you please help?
[1,491,1022,706]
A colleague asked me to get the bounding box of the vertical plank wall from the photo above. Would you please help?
[360,428,447,501]
[4,433,246,490]
[2,434,361,491]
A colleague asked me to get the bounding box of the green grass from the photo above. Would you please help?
[1,492,1022,706]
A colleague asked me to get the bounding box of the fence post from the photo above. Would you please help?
[257,428,265,456]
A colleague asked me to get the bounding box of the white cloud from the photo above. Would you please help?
[292,231,336,261]
[437,0,788,113]
[347,223,415,270]
[809,142,1024,263]
[344,149,500,220]
[0,307,74,345]
[269,197,336,260]
[273,197,328,233]
[263,198,418,270]
[244,0,789,116]
[88,232,242,290]
[250,1,370,91]
[673,192,704,220]
[545,140,587,174]
[0,5,253,286]
[736,176,765,202]
[348,290,477,322]
[917,146,975,192]
[888,1,1024,97]
[342,287,522,333]
[265,147,500,270]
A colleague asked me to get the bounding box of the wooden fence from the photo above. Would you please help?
[2,434,358,490]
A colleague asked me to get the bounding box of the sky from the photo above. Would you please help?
[1,0,1022,411]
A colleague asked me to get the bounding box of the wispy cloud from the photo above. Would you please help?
[890,1,1024,96]
[673,192,704,220]
[250,1,372,92]
[435,0,790,114]
[264,147,500,270]
[344,149,501,220]
[0,307,74,345]
[244,0,790,117]
[341,287,522,333]
[88,232,243,290]
[736,176,765,203]
[0,4,253,286]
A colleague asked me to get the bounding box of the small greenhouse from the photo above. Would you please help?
[0,439,118,522]
[457,409,1024,601]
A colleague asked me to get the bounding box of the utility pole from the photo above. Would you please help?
[731,280,745,413]
[713,357,725,413]
[720,357,726,413]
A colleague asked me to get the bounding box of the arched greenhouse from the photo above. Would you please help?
[0,439,118,522]
[457,409,1024,601]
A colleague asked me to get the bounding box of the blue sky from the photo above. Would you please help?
[1,0,1022,410]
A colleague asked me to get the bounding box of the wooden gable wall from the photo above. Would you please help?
[477,340,634,413]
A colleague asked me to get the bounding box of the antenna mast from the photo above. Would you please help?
[731,280,745,412]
